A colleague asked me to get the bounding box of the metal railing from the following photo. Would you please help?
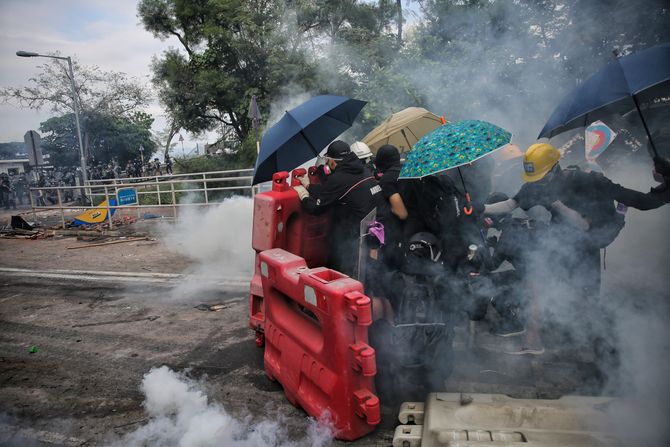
[28,170,254,229]
[85,169,254,186]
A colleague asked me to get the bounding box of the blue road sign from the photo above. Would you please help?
[117,188,138,206]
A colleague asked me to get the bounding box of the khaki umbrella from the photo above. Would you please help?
[362,107,445,154]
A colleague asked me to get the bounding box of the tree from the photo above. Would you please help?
[1,56,153,163]
[1,57,150,118]
[0,142,26,160]
[139,0,317,153]
[40,112,157,168]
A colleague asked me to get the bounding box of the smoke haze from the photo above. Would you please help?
[111,366,332,447]
[160,196,254,300]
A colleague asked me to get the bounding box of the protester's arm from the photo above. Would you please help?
[389,192,408,220]
[599,175,669,210]
[299,177,343,215]
[484,198,518,215]
[550,200,590,231]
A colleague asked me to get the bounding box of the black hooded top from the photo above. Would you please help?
[302,152,383,222]
[376,144,403,199]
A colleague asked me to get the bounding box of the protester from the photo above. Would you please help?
[401,174,470,272]
[370,231,456,402]
[293,140,385,276]
[374,144,408,269]
[484,143,670,355]
[350,141,375,173]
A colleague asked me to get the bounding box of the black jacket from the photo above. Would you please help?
[514,166,668,247]
[302,154,384,221]
[302,154,385,275]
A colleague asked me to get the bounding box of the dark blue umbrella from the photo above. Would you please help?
[252,95,367,184]
[539,43,670,157]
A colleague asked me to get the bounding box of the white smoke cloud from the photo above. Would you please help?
[159,195,254,300]
[112,366,333,447]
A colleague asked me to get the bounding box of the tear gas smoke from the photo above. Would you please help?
[267,2,669,441]
[111,366,333,447]
[160,196,254,300]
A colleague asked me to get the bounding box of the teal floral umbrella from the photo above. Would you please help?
[400,119,512,215]
[400,119,512,179]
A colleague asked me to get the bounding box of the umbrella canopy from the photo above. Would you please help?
[362,107,443,154]
[400,120,512,179]
[539,43,670,156]
[252,95,366,184]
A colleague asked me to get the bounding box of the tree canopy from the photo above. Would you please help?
[40,111,157,168]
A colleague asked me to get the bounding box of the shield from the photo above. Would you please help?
[252,95,366,184]
[539,43,670,157]
[399,120,512,179]
[362,107,444,154]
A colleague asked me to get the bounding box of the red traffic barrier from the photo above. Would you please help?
[249,171,330,338]
[259,248,380,441]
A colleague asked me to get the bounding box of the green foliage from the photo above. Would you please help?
[138,0,670,156]
[140,0,317,146]
[172,151,251,174]
[0,142,26,160]
[40,112,157,167]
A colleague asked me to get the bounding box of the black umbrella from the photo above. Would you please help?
[252,95,366,184]
[539,43,670,157]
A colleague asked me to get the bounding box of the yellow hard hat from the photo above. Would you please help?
[522,143,561,182]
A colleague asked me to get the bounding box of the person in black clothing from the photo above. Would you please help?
[294,140,385,277]
[370,231,457,403]
[165,153,173,175]
[1,177,15,210]
[401,174,470,272]
[485,143,670,356]
[374,144,408,269]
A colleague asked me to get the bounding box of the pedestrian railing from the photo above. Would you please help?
[85,169,254,186]
[28,169,254,229]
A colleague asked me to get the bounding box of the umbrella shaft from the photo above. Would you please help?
[632,95,658,158]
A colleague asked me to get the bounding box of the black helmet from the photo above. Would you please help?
[326,140,351,160]
[407,232,442,262]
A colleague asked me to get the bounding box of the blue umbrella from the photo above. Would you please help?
[252,95,366,184]
[539,43,670,157]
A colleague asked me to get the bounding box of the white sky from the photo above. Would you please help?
[0,0,214,156]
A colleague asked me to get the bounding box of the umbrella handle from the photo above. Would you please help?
[463,193,474,216]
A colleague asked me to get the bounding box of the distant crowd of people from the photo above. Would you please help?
[0,167,79,209]
[123,154,173,179]
[0,153,176,209]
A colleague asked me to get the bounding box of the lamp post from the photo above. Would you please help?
[16,50,88,185]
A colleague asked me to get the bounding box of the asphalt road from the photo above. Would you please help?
[0,270,402,446]
[0,267,614,447]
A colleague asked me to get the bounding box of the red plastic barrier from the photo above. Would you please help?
[259,248,380,441]
[249,171,330,342]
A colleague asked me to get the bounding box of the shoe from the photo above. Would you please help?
[505,346,545,356]
[489,319,526,337]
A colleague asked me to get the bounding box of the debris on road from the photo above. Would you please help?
[71,315,160,328]
[194,303,229,312]
[67,236,150,250]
